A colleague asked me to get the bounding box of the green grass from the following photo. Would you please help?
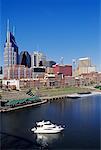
[32,86,91,97]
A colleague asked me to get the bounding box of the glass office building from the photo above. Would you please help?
[4,32,19,68]
[20,51,31,68]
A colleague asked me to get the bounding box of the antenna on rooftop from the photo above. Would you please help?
[36,44,39,51]
[60,57,64,65]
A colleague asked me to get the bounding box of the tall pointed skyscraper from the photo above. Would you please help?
[4,20,19,67]
[4,20,19,78]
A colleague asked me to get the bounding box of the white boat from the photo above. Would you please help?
[31,120,64,133]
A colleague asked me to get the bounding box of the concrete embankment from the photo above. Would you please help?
[40,91,101,101]
[40,95,69,101]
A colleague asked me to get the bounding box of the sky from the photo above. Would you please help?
[0,0,100,71]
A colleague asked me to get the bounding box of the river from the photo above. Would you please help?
[0,95,101,149]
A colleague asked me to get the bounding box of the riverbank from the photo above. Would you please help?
[0,86,101,112]
[0,99,47,112]
[41,91,101,99]
[1,91,101,112]
[31,86,94,97]
[0,86,98,100]
[1,92,100,149]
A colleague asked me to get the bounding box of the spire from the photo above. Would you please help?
[7,19,10,43]
[13,26,15,36]
[7,19,10,32]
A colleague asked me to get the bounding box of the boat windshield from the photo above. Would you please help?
[44,123,52,125]
[37,125,43,127]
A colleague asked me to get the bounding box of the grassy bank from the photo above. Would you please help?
[0,86,94,101]
[32,86,92,97]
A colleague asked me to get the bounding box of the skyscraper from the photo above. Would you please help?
[31,51,46,68]
[20,51,31,68]
[78,57,91,67]
[4,20,19,67]
[4,20,19,78]
[73,57,96,76]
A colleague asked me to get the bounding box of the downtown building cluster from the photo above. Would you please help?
[1,22,101,89]
[4,24,32,79]
[2,22,72,89]
[4,26,72,80]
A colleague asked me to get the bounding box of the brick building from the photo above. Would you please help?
[4,65,32,80]
[53,64,72,76]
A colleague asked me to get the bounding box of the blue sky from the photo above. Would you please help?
[0,0,100,70]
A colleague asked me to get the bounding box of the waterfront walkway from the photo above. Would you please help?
[40,91,101,100]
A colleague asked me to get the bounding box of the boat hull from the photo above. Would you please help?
[31,128,64,134]
[31,120,64,134]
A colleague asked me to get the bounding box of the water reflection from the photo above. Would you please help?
[36,133,62,147]
[1,96,100,149]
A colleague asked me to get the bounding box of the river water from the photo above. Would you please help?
[0,95,101,149]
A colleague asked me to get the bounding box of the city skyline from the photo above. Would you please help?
[1,0,100,71]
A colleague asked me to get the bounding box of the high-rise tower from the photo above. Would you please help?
[4,20,19,68]
[31,51,46,67]
[20,51,31,68]
[4,20,19,78]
